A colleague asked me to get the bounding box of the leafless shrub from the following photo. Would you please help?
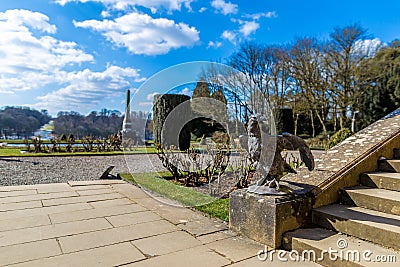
[81,136,94,152]
[229,150,254,189]
[31,136,43,153]
[156,143,231,187]
[156,144,185,180]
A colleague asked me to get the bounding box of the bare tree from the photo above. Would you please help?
[325,23,367,129]
[228,42,273,113]
[289,37,331,136]
[269,45,293,110]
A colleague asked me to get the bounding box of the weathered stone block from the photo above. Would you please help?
[229,189,313,248]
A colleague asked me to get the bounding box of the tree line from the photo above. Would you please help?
[0,107,151,140]
[0,107,51,139]
[203,23,400,138]
[54,109,123,138]
[54,109,150,139]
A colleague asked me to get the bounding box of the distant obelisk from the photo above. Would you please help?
[122,89,132,133]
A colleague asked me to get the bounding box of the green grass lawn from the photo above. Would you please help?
[0,148,22,156]
[120,172,230,222]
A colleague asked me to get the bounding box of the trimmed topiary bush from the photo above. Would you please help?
[153,94,191,151]
[274,108,294,134]
[326,128,353,150]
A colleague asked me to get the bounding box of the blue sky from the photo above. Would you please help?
[0,0,399,117]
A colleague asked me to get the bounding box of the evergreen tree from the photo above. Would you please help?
[192,79,211,99]
[211,88,227,104]
[358,44,400,127]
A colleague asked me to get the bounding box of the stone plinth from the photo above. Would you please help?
[229,189,313,248]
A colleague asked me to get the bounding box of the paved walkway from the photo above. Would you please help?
[0,180,319,266]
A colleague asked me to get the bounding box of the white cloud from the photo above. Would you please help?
[239,21,259,37]
[0,9,56,34]
[54,0,194,12]
[139,101,153,106]
[353,38,385,57]
[35,66,145,114]
[0,9,145,115]
[207,40,222,48]
[179,87,190,95]
[146,92,159,101]
[74,12,199,55]
[219,10,277,42]
[211,0,238,15]
[101,10,111,17]
[199,7,207,13]
[221,30,236,44]
[244,11,277,20]
[0,9,93,93]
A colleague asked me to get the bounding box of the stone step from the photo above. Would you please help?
[312,204,400,250]
[283,228,399,267]
[378,159,400,172]
[341,186,400,216]
[360,172,400,192]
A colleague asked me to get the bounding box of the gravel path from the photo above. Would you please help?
[0,150,326,187]
[0,154,165,186]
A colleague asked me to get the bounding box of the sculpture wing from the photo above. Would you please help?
[281,133,315,171]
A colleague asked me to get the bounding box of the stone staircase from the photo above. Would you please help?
[283,149,400,266]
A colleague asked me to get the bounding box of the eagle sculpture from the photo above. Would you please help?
[241,115,315,191]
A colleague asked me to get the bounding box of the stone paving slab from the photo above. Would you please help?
[206,236,262,262]
[0,217,112,247]
[124,245,232,267]
[0,184,38,192]
[49,203,146,224]
[88,197,133,208]
[178,218,228,236]
[196,230,237,244]
[76,188,115,196]
[58,219,178,253]
[111,183,152,199]
[0,189,37,198]
[0,180,280,267]
[11,242,146,267]
[105,210,162,227]
[0,214,51,232]
[132,230,202,257]
[0,190,79,204]
[41,192,124,206]
[140,200,208,225]
[0,200,42,212]
[0,183,72,193]
[0,202,93,220]
[35,183,74,194]
[0,239,62,266]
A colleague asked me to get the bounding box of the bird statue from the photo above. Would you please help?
[241,115,314,193]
